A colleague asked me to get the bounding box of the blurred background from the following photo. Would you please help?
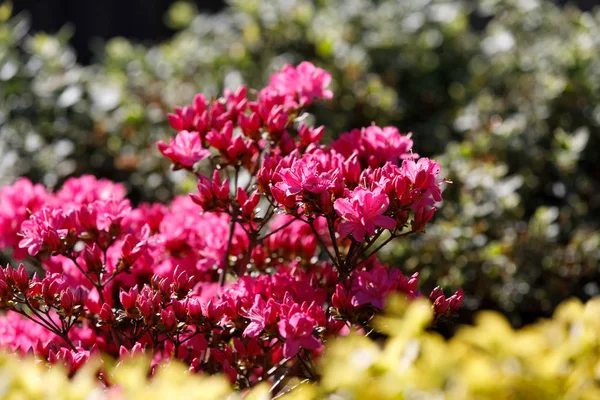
[1,0,599,327]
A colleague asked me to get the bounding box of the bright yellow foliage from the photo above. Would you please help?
[317,297,600,400]
[1,297,600,399]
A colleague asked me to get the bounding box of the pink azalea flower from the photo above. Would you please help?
[299,124,325,146]
[54,175,126,206]
[332,126,416,168]
[19,207,75,256]
[157,130,210,169]
[269,62,333,106]
[190,170,230,211]
[264,215,326,260]
[241,295,280,338]
[238,111,262,138]
[273,152,344,213]
[206,121,258,167]
[48,346,98,377]
[93,198,132,232]
[362,126,415,167]
[400,157,443,207]
[350,265,399,309]
[334,187,396,242]
[277,312,321,358]
[0,311,58,355]
[0,178,48,258]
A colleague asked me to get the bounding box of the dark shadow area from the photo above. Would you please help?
[12,0,226,63]
[12,0,600,64]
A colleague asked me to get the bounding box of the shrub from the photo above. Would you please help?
[0,62,461,393]
[383,0,600,324]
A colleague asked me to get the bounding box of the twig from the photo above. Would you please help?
[326,216,343,272]
[219,210,238,287]
[258,216,299,241]
[308,220,338,269]
[359,230,414,265]
[68,255,105,303]
[296,351,317,380]
[272,379,310,399]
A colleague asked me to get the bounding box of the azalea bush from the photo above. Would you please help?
[0,62,462,392]
[1,295,599,399]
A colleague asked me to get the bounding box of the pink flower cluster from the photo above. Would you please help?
[0,62,461,391]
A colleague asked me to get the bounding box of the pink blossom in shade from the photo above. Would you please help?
[448,289,464,312]
[0,311,58,355]
[256,153,286,194]
[331,285,353,313]
[332,126,416,168]
[362,126,415,166]
[430,287,463,315]
[334,187,396,242]
[396,271,420,299]
[411,205,437,233]
[193,93,208,115]
[0,178,48,257]
[277,312,321,358]
[265,106,289,137]
[350,265,400,309]
[177,333,208,361]
[276,131,295,157]
[119,342,145,359]
[43,255,94,290]
[157,130,210,169]
[264,215,324,261]
[205,121,234,151]
[233,337,263,361]
[361,162,410,198]
[68,325,107,352]
[269,62,333,106]
[119,232,153,271]
[149,197,249,281]
[122,202,167,236]
[241,295,280,338]
[207,347,238,383]
[330,128,362,159]
[207,101,232,131]
[54,175,126,206]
